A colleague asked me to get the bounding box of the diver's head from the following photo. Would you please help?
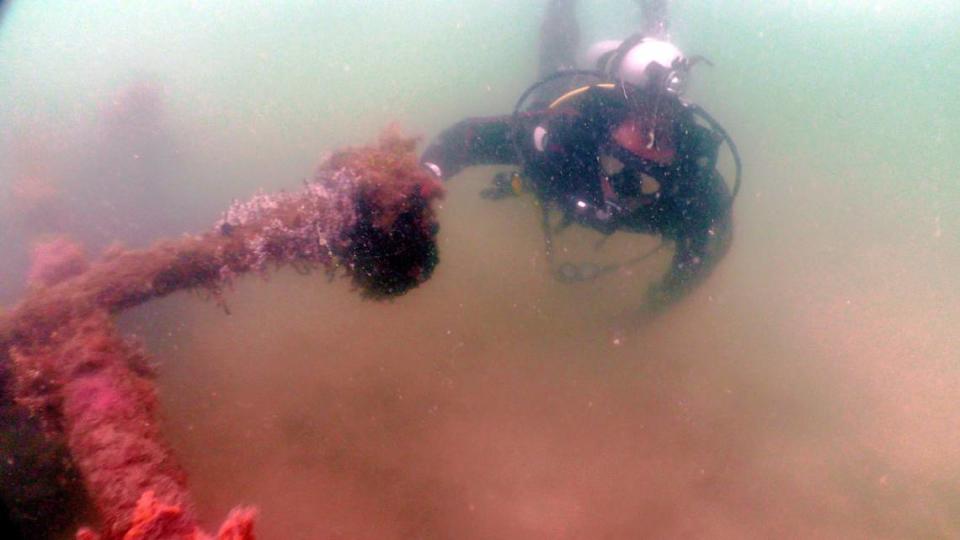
[611,37,688,95]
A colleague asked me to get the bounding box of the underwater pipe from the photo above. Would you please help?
[0,129,443,539]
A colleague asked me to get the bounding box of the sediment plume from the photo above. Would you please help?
[0,129,443,539]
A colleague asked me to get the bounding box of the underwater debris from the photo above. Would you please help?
[0,129,443,539]
[11,311,237,540]
[0,129,442,346]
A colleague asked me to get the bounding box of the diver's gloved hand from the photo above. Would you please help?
[481,171,522,200]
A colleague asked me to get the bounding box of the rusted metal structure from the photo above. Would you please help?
[0,130,443,539]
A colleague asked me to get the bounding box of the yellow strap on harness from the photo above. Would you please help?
[548,83,616,109]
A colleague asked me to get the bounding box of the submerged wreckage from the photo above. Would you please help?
[0,130,443,539]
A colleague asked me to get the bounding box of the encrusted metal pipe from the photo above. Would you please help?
[0,129,443,539]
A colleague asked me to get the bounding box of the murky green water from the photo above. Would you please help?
[2,1,960,538]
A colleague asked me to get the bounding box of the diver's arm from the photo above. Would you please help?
[420,116,519,181]
[644,100,741,313]
[646,168,733,313]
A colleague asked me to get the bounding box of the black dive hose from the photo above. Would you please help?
[687,102,743,203]
[509,69,612,281]
[510,69,608,171]
[604,33,648,83]
[551,240,667,284]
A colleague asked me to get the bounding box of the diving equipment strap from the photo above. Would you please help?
[539,203,665,284]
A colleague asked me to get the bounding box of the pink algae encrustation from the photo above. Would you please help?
[0,129,442,539]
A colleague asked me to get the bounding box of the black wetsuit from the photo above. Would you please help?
[421,1,733,312]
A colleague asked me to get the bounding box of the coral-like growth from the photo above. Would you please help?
[323,126,443,297]
[75,491,256,540]
[215,125,442,298]
[0,128,442,349]
[11,312,254,540]
[27,236,90,289]
[0,130,442,539]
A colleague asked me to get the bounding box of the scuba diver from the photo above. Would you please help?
[421,0,741,315]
